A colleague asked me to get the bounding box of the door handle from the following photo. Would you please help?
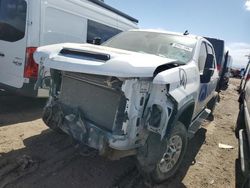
[12,60,22,66]
[12,58,23,66]
[0,52,4,57]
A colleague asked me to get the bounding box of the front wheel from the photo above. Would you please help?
[43,101,64,134]
[137,121,188,184]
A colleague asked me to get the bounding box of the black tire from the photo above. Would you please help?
[43,102,64,134]
[137,121,188,184]
[235,104,245,139]
[243,176,250,188]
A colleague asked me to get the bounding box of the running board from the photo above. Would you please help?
[188,108,211,138]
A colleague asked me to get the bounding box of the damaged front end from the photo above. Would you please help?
[43,68,174,160]
[33,43,185,160]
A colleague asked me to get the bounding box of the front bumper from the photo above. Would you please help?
[43,100,139,153]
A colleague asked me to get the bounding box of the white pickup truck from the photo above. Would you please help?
[34,29,219,183]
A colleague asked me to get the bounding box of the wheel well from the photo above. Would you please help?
[178,104,195,130]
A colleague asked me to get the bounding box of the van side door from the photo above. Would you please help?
[0,0,28,88]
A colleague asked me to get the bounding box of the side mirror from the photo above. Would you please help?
[92,37,102,45]
[200,54,214,83]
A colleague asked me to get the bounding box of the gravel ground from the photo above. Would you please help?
[0,78,240,188]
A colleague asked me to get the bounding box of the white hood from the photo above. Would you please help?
[34,43,179,78]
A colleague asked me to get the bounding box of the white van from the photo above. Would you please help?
[0,0,138,97]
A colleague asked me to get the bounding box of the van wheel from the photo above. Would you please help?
[137,121,188,184]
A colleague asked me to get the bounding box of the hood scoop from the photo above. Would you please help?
[59,48,111,62]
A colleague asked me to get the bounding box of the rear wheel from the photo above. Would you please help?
[137,121,188,184]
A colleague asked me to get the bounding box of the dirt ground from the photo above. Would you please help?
[0,78,240,188]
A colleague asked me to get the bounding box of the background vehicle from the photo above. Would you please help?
[0,0,138,97]
[205,37,231,91]
[222,53,232,88]
[238,60,250,94]
[34,30,219,183]
[235,60,250,188]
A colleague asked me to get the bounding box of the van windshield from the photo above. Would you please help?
[0,0,27,42]
[103,31,197,64]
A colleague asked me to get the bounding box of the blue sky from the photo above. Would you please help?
[106,0,250,68]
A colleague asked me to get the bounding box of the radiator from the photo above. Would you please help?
[59,72,125,132]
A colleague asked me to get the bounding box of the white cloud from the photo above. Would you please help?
[227,42,250,68]
[246,0,250,11]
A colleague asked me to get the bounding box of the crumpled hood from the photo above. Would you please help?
[34,43,179,78]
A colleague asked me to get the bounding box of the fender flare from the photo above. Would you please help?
[164,98,195,138]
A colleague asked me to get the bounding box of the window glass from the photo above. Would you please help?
[206,43,216,68]
[206,44,213,55]
[0,0,27,42]
[103,31,197,64]
[87,20,122,44]
[198,43,207,72]
[43,7,87,45]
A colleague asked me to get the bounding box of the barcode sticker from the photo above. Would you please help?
[172,43,193,52]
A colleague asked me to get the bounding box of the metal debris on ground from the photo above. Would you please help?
[218,143,234,149]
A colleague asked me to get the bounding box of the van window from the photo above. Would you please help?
[87,20,121,44]
[43,7,87,45]
[0,0,27,42]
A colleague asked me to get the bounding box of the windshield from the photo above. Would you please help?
[103,31,197,64]
[0,0,27,42]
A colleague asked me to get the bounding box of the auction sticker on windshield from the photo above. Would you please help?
[172,43,193,52]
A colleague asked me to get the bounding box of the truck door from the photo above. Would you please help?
[0,0,28,88]
[195,42,218,116]
[205,44,218,100]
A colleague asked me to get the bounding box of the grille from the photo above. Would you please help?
[59,72,124,132]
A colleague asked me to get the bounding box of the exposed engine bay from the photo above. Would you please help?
[44,69,175,159]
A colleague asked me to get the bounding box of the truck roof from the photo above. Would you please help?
[87,0,138,23]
